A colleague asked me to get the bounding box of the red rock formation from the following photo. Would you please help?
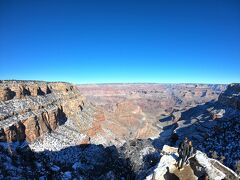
[22,115,40,142]
[0,81,86,143]
[77,83,226,144]
[87,110,105,137]
[3,122,26,142]
[0,81,227,147]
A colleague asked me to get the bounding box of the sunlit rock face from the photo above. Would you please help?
[77,83,226,145]
[152,83,240,176]
[0,80,103,145]
[5,81,240,179]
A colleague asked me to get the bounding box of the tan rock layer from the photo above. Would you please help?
[0,81,89,143]
[0,106,67,143]
[0,81,76,101]
[87,110,105,137]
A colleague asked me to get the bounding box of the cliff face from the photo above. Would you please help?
[146,145,239,180]
[0,81,96,143]
[218,83,240,110]
[154,83,240,176]
[77,83,226,146]
[0,81,239,179]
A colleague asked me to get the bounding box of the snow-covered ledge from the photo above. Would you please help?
[145,145,178,180]
[195,150,239,180]
[145,145,240,180]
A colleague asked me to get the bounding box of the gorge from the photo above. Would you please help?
[0,80,239,179]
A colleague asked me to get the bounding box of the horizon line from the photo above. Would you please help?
[1,79,231,85]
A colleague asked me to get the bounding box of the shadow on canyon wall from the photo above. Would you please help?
[153,101,219,149]
[2,100,233,179]
[30,101,219,179]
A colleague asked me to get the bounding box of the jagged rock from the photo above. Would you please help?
[145,145,178,179]
[210,109,225,119]
[145,145,240,180]
[219,83,240,110]
[145,151,177,180]
[22,115,40,142]
[120,139,160,178]
[195,151,225,179]
[2,81,240,178]
[195,150,239,180]
[171,110,182,122]
[161,144,178,154]
[0,81,104,143]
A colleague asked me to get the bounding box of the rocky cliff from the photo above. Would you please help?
[77,83,226,146]
[154,83,240,177]
[146,145,239,180]
[0,80,103,144]
[218,83,240,110]
[1,81,239,179]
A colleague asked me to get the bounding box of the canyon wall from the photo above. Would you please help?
[77,83,226,144]
[1,81,239,179]
[218,83,240,110]
[0,81,101,144]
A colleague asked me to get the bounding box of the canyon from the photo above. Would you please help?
[0,80,239,179]
[77,83,226,145]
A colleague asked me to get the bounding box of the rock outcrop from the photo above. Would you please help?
[154,83,240,176]
[218,83,240,110]
[0,142,134,179]
[0,81,104,144]
[2,81,240,179]
[119,139,160,178]
[145,145,239,180]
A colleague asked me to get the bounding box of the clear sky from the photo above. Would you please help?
[0,0,240,84]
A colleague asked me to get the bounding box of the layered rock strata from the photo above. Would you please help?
[155,83,240,175]
[0,81,102,144]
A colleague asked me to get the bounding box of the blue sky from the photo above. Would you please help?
[0,0,240,84]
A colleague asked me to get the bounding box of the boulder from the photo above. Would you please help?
[145,146,178,180]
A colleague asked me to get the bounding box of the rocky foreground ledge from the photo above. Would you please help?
[146,145,239,180]
[0,140,239,179]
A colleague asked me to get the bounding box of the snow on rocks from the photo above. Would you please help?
[145,145,239,180]
[201,114,240,174]
[145,145,178,180]
[195,151,225,180]
[29,118,87,152]
[195,150,239,179]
